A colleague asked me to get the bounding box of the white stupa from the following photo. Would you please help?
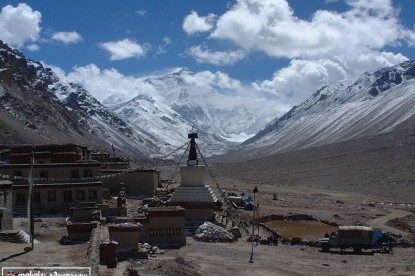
[168,132,218,221]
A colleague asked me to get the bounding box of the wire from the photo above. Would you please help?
[161,141,190,192]
[149,141,190,167]
[195,143,225,198]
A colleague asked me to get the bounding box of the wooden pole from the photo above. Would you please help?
[28,147,35,250]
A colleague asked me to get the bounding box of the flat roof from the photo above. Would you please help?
[13,181,102,189]
[0,162,101,168]
[0,180,13,186]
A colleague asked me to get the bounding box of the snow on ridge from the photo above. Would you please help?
[244,61,415,154]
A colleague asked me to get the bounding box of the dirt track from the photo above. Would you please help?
[368,209,413,237]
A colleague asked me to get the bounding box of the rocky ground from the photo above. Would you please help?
[1,175,414,276]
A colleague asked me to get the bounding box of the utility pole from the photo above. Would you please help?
[28,146,35,250]
[249,185,258,263]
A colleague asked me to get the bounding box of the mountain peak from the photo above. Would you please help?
[170,67,193,75]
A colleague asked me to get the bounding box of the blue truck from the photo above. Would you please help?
[318,226,392,253]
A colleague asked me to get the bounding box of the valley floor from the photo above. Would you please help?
[1,176,414,275]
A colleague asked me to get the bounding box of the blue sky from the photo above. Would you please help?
[1,0,415,112]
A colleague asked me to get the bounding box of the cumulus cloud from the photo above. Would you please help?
[187,45,247,65]
[60,63,265,108]
[183,11,217,35]
[210,0,415,59]
[99,39,147,60]
[183,70,242,91]
[177,0,414,105]
[65,64,158,103]
[51,31,82,44]
[253,51,408,105]
[0,3,41,47]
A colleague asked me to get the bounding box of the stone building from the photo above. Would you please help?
[101,168,160,197]
[139,206,186,248]
[92,152,160,197]
[0,144,103,215]
[108,223,142,251]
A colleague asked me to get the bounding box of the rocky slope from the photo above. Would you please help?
[242,60,415,157]
[0,40,159,157]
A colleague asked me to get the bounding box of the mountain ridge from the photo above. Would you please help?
[239,60,415,158]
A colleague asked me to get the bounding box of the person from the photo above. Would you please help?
[388,241,393,255]
[274,236,279,246]
[325,232,329,238]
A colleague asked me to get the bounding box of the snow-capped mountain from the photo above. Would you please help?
[0,40,160,157]
[243,60,415,155]
[105,67,276,153]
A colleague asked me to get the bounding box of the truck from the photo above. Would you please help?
[317,226,392,253]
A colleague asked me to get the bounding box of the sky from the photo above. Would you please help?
[1,0,415,114]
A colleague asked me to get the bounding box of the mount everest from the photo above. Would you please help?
[0,40,275,157]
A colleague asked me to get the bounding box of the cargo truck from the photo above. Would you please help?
[317,226,392,253]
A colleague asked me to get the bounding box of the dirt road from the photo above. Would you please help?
[368,209,412,237]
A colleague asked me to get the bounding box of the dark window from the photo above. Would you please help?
[16,193,26,206]
[40,171,48,179]
[71,169,80,179]
[150,229,164,236]
[166,229,180,236]
[48,191,56,201]
[88,190,97,200]
[13,171,22,177]
[76,191,85,200]
[83,169,93,178]
[63,191,72,203]
[33,192,41,204]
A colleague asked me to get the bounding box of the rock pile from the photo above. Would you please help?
[194,222,236,242]
[137,243,165,259]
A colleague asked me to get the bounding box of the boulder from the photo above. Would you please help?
[229,227,242,239]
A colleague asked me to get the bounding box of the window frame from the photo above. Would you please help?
[76,190,85,201]
[48,191,57,202]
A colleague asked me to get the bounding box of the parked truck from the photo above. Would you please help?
[318,226,392,252]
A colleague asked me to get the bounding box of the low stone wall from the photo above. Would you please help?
[98,204,127,217]
[67,222,98,240]
[87,225,113,272]
[259,213,338,227]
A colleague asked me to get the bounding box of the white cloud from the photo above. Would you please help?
[183,11,217,35]
[177,0,415,105]
[0,3,41,47]
[65,64,158,103]
[210,0,415,59]
[183,70,242,91]
[253,51,408,105]
[135,9,147,17]
[99,39,147,61]
[27,43,40,51]
[51,31,82,44]
[187,45,247,65]
[60,63,266,109]
[40,61,67,80]
[157,37,172,55]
